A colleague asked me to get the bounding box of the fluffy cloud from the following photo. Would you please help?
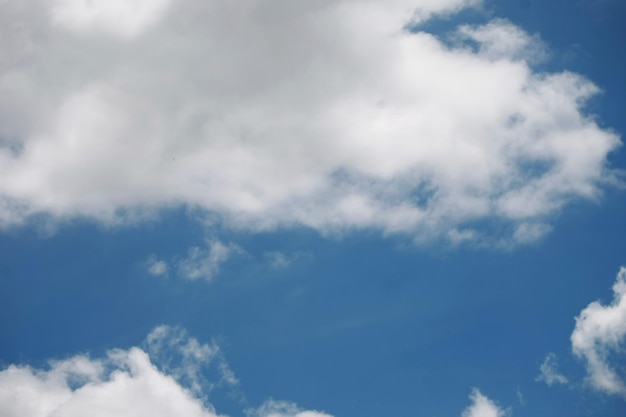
[571,267,626,396]
[461,389,505,417]
[0,347,217,417]
[536,353,569,386]
[0,0,620,244]
[0,325,239,417]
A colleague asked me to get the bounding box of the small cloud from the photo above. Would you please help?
[252,399,333,417]
[516,388,525,406]
[145,254,169,276]
[145,325,239,396]
[571,266,626,397]
[536,353,569,386]
[178,239,243,282]
[262,251,311,269]
[461,389,506,417]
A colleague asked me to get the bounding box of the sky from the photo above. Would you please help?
[0,0,625,416]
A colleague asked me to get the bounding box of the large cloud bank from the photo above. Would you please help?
[571,267,626,397]
[0,0,620,243]
[0,325,504,417]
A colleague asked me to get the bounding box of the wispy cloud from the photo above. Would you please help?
[536,353,569,386]
[145,325,238,396]
[571,267,626,396]
[178,239,243,282]
[262,250,310,270]
[252,400,333,417]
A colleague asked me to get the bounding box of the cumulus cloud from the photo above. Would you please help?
[0,0,620,244]
[0,347,217,417]
[461,389,505,417]
[536,353,569,386]
[178,239,242,281]
[571,267,626,396]
[0,325,242,417]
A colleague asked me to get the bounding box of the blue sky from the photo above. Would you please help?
[1,1,625,417]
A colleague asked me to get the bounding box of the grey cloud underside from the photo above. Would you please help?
[0,0,620,244]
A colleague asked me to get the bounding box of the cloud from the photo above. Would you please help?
[0,325,242,417]
[51,0,173,38]
[536,353,569,386]
[0,347,217,417]
[461,389,506,417]
[177,239,242,281]
[145,254,169,276]
[253,400,333,417]
[145,325,239,394]
[263,251,310,269]
[0,0,620,245]
[571,267,626,396]
[0,324,511,417]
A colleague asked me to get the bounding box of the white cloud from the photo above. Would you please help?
[0,0,620,245]
[0,325,244,417]
[536,353,569,386]
[461,389,505,417]
[0,325,511,417]
[253,400,333,417]
[457,18,548,63]
[0,348,217,417]
[145,254,169,276]
[145,325,239,394]
[571,267,626,396]
[178,239,242,281]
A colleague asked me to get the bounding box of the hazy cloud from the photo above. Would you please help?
[145,254,169,276]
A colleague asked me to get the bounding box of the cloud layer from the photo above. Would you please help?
[0,0,620,244]
[571,267,626,396]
